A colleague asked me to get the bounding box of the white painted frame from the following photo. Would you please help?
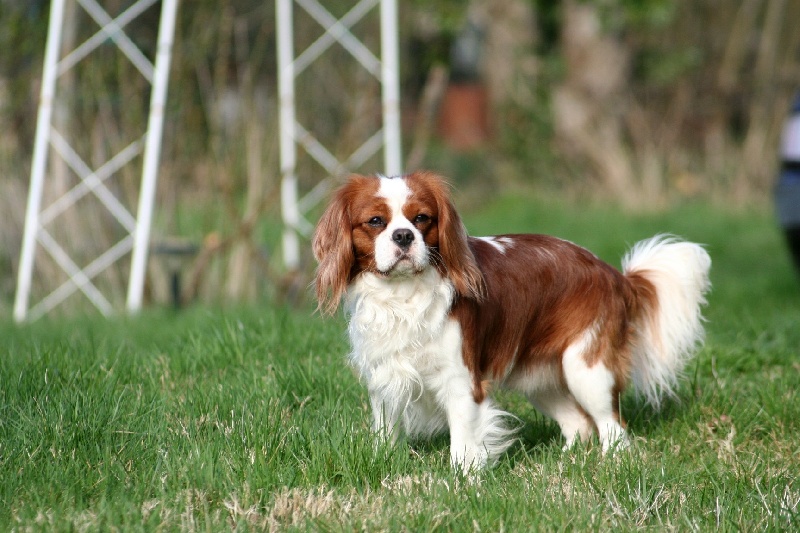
[14,0,179,321]
[276,0,402,270]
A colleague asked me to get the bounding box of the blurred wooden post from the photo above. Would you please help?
[14,0,67,322]
[128,0,179,312]
[14,0,179,321]
[276,0,402,271]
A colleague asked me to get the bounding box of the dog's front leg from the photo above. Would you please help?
[368,389,403,445]
[445,390,487,474]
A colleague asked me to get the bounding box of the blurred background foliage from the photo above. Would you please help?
[1,0,798,315]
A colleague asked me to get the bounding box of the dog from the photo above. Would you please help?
[312,171,711,472]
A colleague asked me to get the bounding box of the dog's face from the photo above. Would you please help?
[312,171,485,314]
[352,175,437,276]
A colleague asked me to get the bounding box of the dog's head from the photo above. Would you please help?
[312,171,484,314]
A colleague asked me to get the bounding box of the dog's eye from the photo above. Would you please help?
[413,214,431,224]
[367,216,385,227]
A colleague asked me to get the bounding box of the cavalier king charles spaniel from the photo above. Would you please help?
[313,171,710,472]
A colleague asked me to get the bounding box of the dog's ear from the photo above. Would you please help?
[312,180,355,315]
[421,172,485,301]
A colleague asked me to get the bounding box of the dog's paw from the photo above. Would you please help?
[451,446,488,475]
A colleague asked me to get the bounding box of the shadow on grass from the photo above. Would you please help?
[364,388,691,474]
[622,390,694,437]
[409,395,569,468]
[514,416,563,451]
[507,389,692,463]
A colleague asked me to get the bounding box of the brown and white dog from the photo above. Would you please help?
[313,171,710,472]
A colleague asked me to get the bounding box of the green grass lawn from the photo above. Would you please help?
[2,195,799,531]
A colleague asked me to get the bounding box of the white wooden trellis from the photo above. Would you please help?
[14,0,179,322]
[15,0,400,320]
[277,0,402,270]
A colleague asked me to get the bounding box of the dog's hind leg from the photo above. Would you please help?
[562,329,629,453]
[528,388,594,449]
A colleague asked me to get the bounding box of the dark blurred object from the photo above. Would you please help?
[438,13,490,151]
[449,17,485,83]
[776,93,800,273]
[151,239,199,309]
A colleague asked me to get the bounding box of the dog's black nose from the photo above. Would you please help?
[392,228,414,249]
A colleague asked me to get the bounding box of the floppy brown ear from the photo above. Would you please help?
[312,184,354,315]
[420,172,485,301]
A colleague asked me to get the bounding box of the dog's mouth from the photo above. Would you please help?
[378,253,423,277]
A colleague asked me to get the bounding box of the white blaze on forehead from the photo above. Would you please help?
[372,175,427,274]
[377,176,411,219]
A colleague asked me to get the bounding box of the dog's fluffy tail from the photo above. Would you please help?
[623,235,711,408]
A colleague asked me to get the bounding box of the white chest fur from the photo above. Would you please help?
[346,269,455,381]
[345,270,467,438]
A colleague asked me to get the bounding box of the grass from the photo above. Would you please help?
[1,194,799,531]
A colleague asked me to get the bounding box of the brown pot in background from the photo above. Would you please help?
[438,82,490,151]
